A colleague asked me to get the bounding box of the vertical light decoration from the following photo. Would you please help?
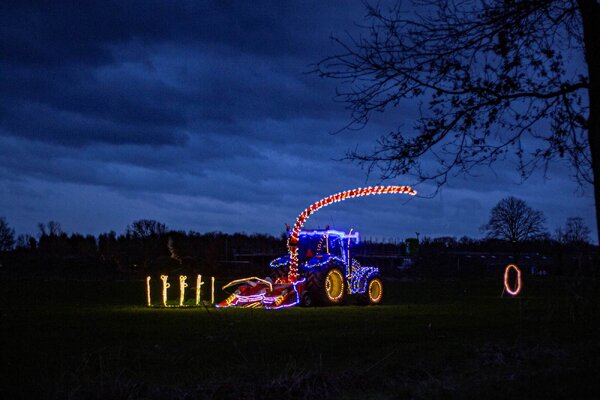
[161,275,170,306]
[146,275,215,307]
[286,185,417,281]
[347,228,353,280]
[146,276,152,306]
[504,264,522,296]
[211,277,215,304]
[196,274,204,305]
[179,275,188,306]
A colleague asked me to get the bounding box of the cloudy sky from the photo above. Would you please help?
[0,1,596,242]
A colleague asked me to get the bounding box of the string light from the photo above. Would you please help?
[304,255,345,269]
[145,275,215,307]
[196,275,204,305]
[266,278,305,310]
[316,232,328,254]
[146,276,152,306]
[218,293,238,308]
[179,275,188,306]
[325,269,345,302]
[269,256,290,269]
[504,264,522,296]
[222,277,273,292]
[217,278,307,309]
[348,263,379,294]
[287,185,416,281]
[368,278,383,303]
[160,275,170,306]
[346,228,353,279]
[211,277,215,304]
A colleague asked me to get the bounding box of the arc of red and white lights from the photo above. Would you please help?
[286,185,417,281]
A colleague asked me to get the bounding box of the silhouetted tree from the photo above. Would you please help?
[124,220,169,269]
[16,234,36,250]
[98,231,117,254]
[483,196,547,258]
[431,236,458,248]
[316,0,600,241]
[557,216,592,244]
[0,217,15,251]
[37,220,63,237]
[555,216,593,273]
[127,219,167,239]
[167,236,182,265]
[68,233,97,256]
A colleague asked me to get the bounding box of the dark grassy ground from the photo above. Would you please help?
[2,276,599,399]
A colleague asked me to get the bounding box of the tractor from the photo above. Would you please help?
[218,229,383,308]
[269,229,383,306]
[216,185,416,309]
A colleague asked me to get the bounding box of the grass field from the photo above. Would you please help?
[2,276,599,399]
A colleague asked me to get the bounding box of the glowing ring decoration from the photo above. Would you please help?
[325,269,345,302]
[368,278,383,304]
[286,185,416,281]
[503,264,522,296]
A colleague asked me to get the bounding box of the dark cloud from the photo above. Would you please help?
[0,0,353,147]
[0,1,596,242]
[1,1,312,67]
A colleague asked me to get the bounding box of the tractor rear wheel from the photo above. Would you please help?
[307,267,346,305]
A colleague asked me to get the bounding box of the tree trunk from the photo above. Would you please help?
[578,0,600,246]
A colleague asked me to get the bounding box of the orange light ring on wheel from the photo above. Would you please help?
[504,264,522,296]
[325,269,345,302]
[368,278,383,303]
[286,185,417,282]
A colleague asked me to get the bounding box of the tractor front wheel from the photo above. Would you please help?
[358,277,384,305]
[300,291,313,307]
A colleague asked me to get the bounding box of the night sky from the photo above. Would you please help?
[0,1,596,242]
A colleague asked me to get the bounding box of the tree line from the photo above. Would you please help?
[0,197,595,278]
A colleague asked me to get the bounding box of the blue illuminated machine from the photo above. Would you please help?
[218,185,416,309]
[267,229,383,306]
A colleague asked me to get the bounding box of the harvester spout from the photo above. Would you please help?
[286,185,416,281]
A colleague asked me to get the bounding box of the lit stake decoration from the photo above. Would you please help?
[160,275,170,306]
[179,275,188,306]
[196,275,204,305]
[211,277,215,304]
[504,264,522,296]
[286,185,416,281]
[146,275,215,307]
[146,276,152,306]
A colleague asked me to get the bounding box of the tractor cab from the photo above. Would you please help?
[296,229,359,266]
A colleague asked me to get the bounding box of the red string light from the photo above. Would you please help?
[286,185,416,281]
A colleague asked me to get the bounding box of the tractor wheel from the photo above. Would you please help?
[307,267,346,305]
[300,291,313,307]
[358,277,384,305]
